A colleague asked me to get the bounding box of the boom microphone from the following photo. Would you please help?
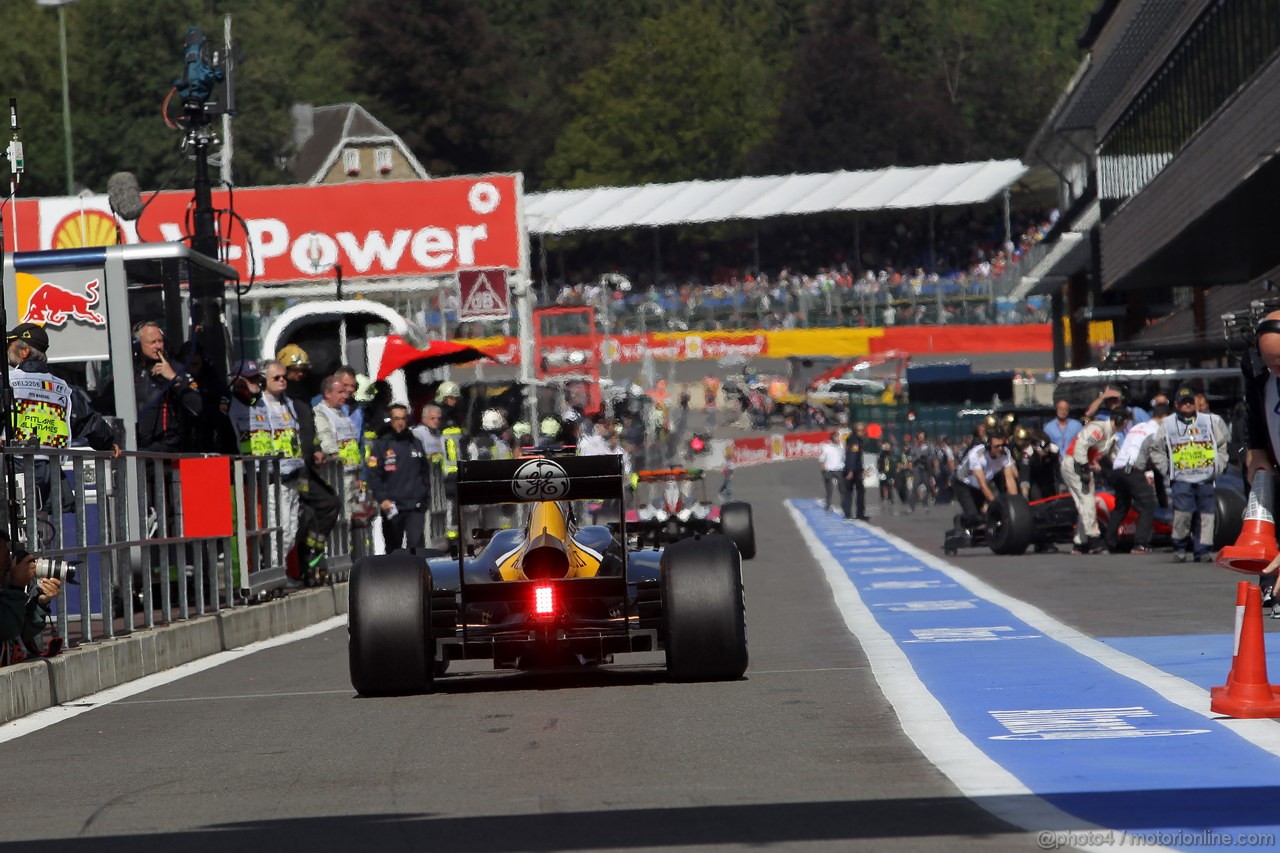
[107,171,145,221]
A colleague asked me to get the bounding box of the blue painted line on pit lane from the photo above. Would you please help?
[1099,635,1280,694]
[792,498,1280,852]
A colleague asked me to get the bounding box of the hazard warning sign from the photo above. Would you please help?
[457,269,511,321]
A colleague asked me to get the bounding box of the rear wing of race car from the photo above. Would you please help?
[457,454,626,506]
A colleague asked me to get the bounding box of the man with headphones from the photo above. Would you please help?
[133,321,203,452]
[947,425,1018,547]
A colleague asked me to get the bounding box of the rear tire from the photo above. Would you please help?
[719,501,756,559]
[662,537,748,681]
[349,553,433,696]
[1214,487,1247,550]
[987,494,1034,556]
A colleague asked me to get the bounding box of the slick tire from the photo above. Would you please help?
[349,553,434,696]
[1213,487,1247,551]
[661,536,748,682]
[986,494,1034,556]
[719,501,756,560]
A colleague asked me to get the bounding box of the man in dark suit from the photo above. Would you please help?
[842,423,869,521]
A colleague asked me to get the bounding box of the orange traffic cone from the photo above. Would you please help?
[1211,582,1250,699]
[1211,582,1280,718]
[1217,470,1278,574]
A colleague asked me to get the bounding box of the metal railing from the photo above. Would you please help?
[0,447,375,653]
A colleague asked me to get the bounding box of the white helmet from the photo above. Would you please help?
[481,409,506,431]
[512,421,532,439]
[436,380,461,399]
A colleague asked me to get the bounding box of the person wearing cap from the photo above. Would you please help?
[1062,407,1130,554]
[1153,386,1229,562]
[131,320,203,453]
[6,323,118,514]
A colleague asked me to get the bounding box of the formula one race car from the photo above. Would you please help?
[943,486,1246,556]
[625,467,756,558]
[348,453,749,695]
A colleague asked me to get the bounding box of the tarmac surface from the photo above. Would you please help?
[0,459,1273,852]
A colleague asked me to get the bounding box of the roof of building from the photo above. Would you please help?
[525,160,1029,236]
[289,103,429,184]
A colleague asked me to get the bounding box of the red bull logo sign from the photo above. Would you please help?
[19,274,106,327]
[5,265,113,365]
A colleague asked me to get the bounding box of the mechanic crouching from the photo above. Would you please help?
[946,428,1018,548]
[1062,407,1129,555]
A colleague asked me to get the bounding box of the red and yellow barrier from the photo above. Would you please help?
[456,324,1051,366]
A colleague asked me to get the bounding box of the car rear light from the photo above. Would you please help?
[533,584,555,618]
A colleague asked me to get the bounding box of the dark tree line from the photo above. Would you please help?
[0,0,1092,199]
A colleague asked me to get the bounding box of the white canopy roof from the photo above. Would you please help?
[525,160,1028,236]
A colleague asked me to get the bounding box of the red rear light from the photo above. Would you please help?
[533,584,555,617]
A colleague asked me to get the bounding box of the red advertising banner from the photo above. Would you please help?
[2,175,523,285]
[873,324,1050,353]
[723,430,836,467]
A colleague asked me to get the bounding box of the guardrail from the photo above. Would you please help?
[0,448,386,653]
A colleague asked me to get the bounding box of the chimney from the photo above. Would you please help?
[291,103,315,149]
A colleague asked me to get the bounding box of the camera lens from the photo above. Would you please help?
[34,558,77,584]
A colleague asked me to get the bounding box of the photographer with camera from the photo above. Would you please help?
[0,529,63,666]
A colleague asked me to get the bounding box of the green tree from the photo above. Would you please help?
[750,0,965,172]
[873,0,1094,159]
[0,3,66,198]
[349,0,518,178]
[545,2,779,187]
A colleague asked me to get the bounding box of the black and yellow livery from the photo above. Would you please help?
[348,452,750,695]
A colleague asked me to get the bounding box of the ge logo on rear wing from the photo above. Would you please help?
[456,455,623,505]
[512,458,570,500]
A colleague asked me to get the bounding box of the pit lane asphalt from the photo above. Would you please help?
[0,463,1112,853]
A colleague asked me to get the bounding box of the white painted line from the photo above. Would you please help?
[785,501,1129,843]
[0,615,347,744]
[860,518,1280,755]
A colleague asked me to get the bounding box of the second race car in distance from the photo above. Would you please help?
[626,467,755,558]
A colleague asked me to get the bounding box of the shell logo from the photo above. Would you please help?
[51,209,118,250]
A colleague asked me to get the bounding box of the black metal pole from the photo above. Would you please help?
[185,100,227,378]
[2,98,23,542]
